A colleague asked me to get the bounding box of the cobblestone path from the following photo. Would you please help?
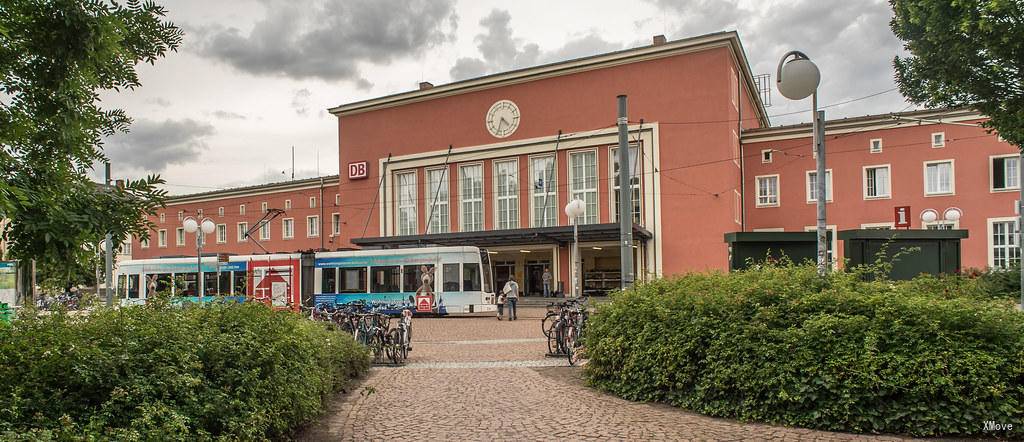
[297,307,919,441]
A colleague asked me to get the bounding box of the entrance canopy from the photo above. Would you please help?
[352,223,652,248]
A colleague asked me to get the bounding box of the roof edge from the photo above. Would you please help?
[166,175,340,204]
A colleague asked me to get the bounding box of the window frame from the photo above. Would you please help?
[529,154,558,228]
[869,138,882,153]
[923,159,955,196]
[259,220,271,241]
[175,227,185,246]
[760,149,773,163]
[923,220,959,230]
[261,202,268,213]
[987,216,1020,269]
[860,222,895,229]
[610,144,642,224]
[157,229,167,248]
[931,132,946,148]
[493,158,520,230]
[306,215,320,238]
[862,164,892,200]
[284,199,292,210]
[282,218,294,239]
[425,166,450,234]
[331,213,341,236]
[990,154,1020,193]
[237,222,248,242]
[140,236,150,249]
[805,169,834,203]
[217,207,224,217]
[216,224,227,243]
[159,213,165,223]
[459,163,484,232]
[394,170,418,236]
[567,148,599,225]
[239,204,246,216]
[755,174,780,208]
[309,196,317,208]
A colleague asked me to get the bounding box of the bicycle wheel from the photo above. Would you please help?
[386,329,401,364]
[565,324,577,366]
[547,321,561,355]
[368,332,383,363]
[399,328,409,360]
[541,312,557,338]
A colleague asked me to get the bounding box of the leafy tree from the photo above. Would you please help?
[890,0,1023,147]
[0,1,181,285]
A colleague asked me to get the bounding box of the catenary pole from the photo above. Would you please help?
[104,162,114,307]
[617,95,634,289]
[813,96,827,277]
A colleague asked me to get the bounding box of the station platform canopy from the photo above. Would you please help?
[352,223,652,248]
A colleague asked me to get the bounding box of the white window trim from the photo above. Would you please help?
[610,144,643,224]
[259,221,270,240]
[239,204,246,216]
[216,224,227,243]
[804,225,839,269]
[217,207,224,217]
[335,194,340,206]
[140,236,150,249]
[394,170,418,236]
[306,215,320,238]
[931,132,946,148]
[760,149,773,163]
[922,220,960,230]
[755,174,780,208]
[529,154,558,228]
[567,148,600,224]
[282,218,295,239]
[175,227,185,246]
[158,229,167,248]
[424,166,450,234]
[177,211,184,221]
[989,154,1020,193]
[237,222,248,242]
[987,216,1020,268]
[261,202,268,213]
[860,222,895,229]
[158,213,165,223]
[459,162,484,232]
[869,138,882,153]
[753,227,784,232]
[284,199,292,210]
[309,197,317,208]
[493,158,520,230]
[923,159,956,196]
[805,169,833,203]
[731,129,740,167]
[331,213,341,236]
[862,164,892,200]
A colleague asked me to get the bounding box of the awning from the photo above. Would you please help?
[352,223,653,248]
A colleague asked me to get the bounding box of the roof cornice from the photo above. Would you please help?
[166,175,340,205]
[741,107,985,143]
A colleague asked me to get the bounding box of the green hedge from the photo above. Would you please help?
[0,301,369,440]
[584,264,1024,437]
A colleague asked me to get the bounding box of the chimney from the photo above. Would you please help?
[652,35,667,46]
[419,81,434,90]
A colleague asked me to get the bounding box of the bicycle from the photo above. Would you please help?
[544,297,589,365]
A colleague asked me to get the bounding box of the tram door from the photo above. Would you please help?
[493,261,515,294]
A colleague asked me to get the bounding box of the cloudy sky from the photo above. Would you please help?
[99,0,911,195]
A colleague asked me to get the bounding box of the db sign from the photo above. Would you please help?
[894,206,911,228]
[416,294,433,313]
[348,161,368,180]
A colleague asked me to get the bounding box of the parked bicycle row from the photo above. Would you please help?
[542,297,589,366]
[305,302,414,365]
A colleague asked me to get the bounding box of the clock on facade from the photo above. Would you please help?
[486,100,520,138]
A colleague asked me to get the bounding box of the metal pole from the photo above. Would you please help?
[573,217,580,298]
[197,231,204,305]
[812,93,827,277]
[104,162,114,306]
[617,95,634,289]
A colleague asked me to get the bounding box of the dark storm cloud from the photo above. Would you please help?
[197,0,457,86]
[104,118,215,172]
[450,9,623,81]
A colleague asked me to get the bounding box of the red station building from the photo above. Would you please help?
[130,32,1020,296]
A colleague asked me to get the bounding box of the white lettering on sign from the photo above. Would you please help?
[348,161,368,180]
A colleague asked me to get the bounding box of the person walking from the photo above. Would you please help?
[542,267,552,298]
[502,274,520,321]
[496,292,505,320]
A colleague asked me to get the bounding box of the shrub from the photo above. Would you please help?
[0,301,370,440]
[584,264,1024,437]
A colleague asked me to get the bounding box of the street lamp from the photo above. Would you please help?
[183,216,215,305]
[564,199,586,298]
[777,51,827,276]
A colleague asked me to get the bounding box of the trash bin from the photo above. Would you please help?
[839,229,968,280]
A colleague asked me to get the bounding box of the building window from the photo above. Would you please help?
[309,197,317,208]
[806,170,833,203]
[237,222,248,242]
[924,160,954,195]
[140,236,150,249]
[569,150,598,224]
[159,213,165,223]
[261,202,268,213]
[924,220,957,230]
[216,224,227,243]
[259,221,270,240]
[307,216,320,237]
[217,207,224,217]
[863,165,891,199]
[284,199,292,210]
[611,145,641,224]
[861,222,894,230]
[158,229,167,248]
[755,175,779,207]
[992,155,1020,191]
[175,228,185,246]
[989,218,1020,268]
[177,211,184,221]
[531,156,557,227]
[460,164,484,232]
[931,132,945,148]
[282,218,294,239]
[494,159,519,230]
[395,171,417,235]
[761,149,773,163]
[870,138,882,153]
[239,204,246,216]
[425,168,449,234]
[121,242,132,255]
[197,208,203,216]
[331,213,341,235]
[335,194,340,206]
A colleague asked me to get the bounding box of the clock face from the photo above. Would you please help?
[486,100,520,138]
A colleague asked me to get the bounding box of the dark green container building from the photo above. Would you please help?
[724,232,829,271]
[838,229,968,280]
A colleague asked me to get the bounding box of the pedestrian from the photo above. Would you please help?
[496,292,505,320]
[542,267,552,297]
[502,274,520,320]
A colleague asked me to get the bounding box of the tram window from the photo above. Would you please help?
[127,274,140,299]
[155,273,172,294]
[463,263,481,292]
[322,268,337,293]
[339,267,366,293]
[204,273,218,296]
[443,263,460,291]
[370,266,400,293]
[232,271,248,296]
[178,273,197,297]
[403,264,433,292]
[218,272,231,296]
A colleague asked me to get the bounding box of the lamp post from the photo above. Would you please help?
[564,199,586,298]
[777,51,826,276]
[183,216,216,305]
